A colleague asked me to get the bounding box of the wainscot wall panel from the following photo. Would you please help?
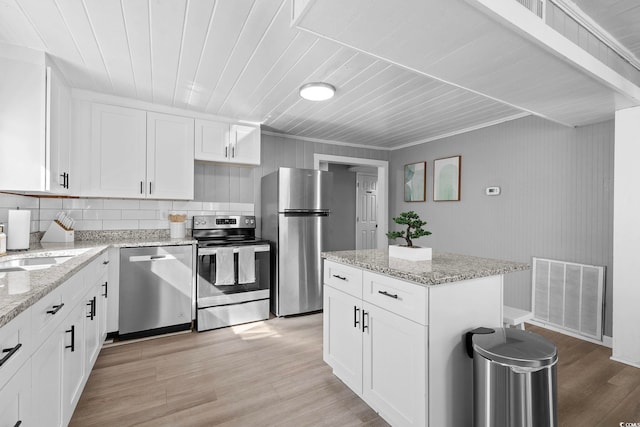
[388,116,614,336]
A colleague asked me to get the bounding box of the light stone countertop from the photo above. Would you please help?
[321,249,530,286]
[0,235,197,328]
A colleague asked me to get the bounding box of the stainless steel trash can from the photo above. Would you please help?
[467,327,558,427]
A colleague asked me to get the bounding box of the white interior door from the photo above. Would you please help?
[356,173,378,250]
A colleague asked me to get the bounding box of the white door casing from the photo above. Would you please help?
[314,154,388,249]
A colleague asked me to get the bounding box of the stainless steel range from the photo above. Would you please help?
[193,215,270,331]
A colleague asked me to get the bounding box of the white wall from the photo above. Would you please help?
[612,106,640,366]
[389,116,614,336]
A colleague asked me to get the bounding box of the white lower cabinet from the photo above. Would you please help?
[362,302,426,427]
[62,301,86,426]
[2,251,111,427]
[323,260,427,427]
[32,325,65,427]
[324,260,505,427]
[0,359,32,427]
[323,286,363,394]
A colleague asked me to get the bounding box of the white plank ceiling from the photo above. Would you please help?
[0,0,637,149]
[571,0,640,61]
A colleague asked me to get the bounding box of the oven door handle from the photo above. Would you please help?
[198,245,270,256]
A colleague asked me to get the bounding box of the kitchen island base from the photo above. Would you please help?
[322,252,527,427]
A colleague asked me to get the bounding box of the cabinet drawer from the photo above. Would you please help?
[31,274,81,344]
[324,260,363,298]
[0,308,32,388]
[84,251,109,286]
[363,271,428,325]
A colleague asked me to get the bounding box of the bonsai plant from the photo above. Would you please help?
[386,211,432,260]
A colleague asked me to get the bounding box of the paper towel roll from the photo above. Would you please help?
[7,209,31,250]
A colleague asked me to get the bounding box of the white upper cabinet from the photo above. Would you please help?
[147,112,194,200]
[90,103,147,198]
[0,47,71,193]
[195,119,260,166]
[47,67,72,195]
[88,104,194,200]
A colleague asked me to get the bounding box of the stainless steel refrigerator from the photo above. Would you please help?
[261,167,332,316]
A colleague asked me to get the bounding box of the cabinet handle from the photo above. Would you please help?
[378,290,399,299]
[149,182,152,194]
[362,311,369,332]
[0,343,22,367]
[140,181,144,194]
[232,145,235,158]
[65,325,75,352]
[102,281,108,298]
[60,173,66,188]
[353,306,360,328]
[46,303,64,315]
[103,260,110,265]
[66,173,69,189]
[332,274,347,281]
[87,297,96,320]
[13,421,22,427]
[225,146,228,158]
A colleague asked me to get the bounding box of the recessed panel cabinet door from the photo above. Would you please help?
[362,302,427,427]
[47,66,72,195]
[323,286,363,395]
[147,112,194,200]
[32,327,65,427]
[194,119,229,162]
[62,302,86,426]
[230,124,260,165]
[0,359,31,427]
[0,55,47,191]
[90,103,147,197]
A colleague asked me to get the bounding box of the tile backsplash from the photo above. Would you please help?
[0,194,254,233]
[0,193,40,232]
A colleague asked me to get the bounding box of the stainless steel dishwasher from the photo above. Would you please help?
[119,245,195,339]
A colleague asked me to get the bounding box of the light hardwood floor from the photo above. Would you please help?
[71,315,640,427]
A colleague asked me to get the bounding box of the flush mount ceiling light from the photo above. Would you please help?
[299,82,335,101]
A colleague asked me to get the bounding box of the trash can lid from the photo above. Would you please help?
[473,328,557,368]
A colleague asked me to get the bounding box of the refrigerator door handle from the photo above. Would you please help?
[283,209,330,217]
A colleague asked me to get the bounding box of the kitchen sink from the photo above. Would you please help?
[0,255,74,272]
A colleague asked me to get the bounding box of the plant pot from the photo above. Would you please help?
[388,244,432,261]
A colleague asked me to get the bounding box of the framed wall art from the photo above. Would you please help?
[433,155,461,201]
[404,161,426,202]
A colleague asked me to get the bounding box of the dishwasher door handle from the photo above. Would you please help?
[128,254,177,262]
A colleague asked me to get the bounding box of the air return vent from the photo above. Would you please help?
[532,257,605,341]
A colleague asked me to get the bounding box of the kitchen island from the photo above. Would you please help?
[321,249,529,427]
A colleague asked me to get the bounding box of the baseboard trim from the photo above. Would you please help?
[610,356,640,369]
[528,320,611,348]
